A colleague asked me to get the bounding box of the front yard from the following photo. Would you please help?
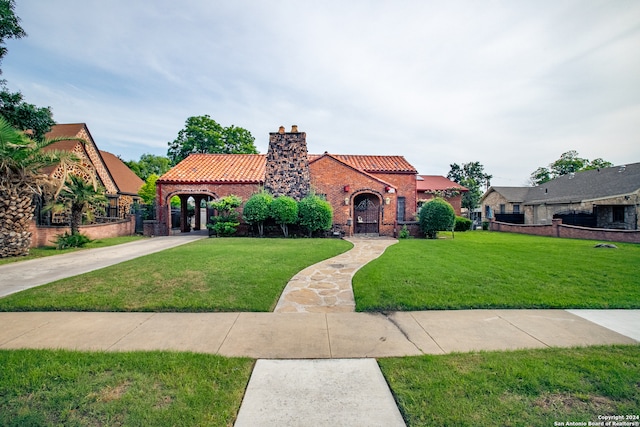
[1,233,638,425]
[354,231,640,311]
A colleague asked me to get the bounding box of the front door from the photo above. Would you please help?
[354,194,380,234]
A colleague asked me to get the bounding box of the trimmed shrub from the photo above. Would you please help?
[208,195,242,237]
[270,196,298,238]
[243,191,273,237]
[298,194,333,237]
[454,216,472,232]
[419,197,455,239]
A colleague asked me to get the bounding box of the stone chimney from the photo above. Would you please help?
[264,125,311,200]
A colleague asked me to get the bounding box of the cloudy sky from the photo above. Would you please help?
[5,1,640,185]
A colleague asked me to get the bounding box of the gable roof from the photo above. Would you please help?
[417,175,468,192]
[525,162,640,204]
[99,151,144,195]
[309,154,417,174]
[484,186,530,203]
[310,153,396,188]
[158,154,266,184]
[483,162,640,205]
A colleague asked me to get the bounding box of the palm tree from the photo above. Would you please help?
[0,117,85,257]
[53,174,107,235]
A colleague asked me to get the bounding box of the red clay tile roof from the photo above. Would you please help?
[158,154,267,183]
[160,153,417,184]
[309,154,417,174]
[100,151,144,195]
[417,175,468,192]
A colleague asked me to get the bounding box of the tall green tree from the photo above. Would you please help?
[529,151,613,186]
[138,174,159,205]
[0,117,85,257]
[0,0,25,69]
[0,1,55,139]
[447,161,492,214]
[0,87,55,140]
[125,154,171,181]
[167,115,258,165]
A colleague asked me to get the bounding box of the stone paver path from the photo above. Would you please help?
[274,236,397,313]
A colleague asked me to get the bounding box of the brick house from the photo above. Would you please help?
[155,126,418,236]
[416,175,468,216]
[481,162,640,229]
[38,123,144,224]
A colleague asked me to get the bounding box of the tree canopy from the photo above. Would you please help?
[0,0,25,69]
[529,151,613,186]
[447,161,492,213]
[167,115,258,165]
[125,154,171,181]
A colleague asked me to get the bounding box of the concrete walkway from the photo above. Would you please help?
[1,234,638,426]
[274,237,397,313]
[0,233,206,297]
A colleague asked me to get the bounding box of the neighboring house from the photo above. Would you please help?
[156,126,418,236]
[38,123,143,224]
[481,162,640,230]
[416,175,468,216]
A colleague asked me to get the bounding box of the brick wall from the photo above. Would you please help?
[490,218,640,243]
[310,156,416,236]
[29,215,136,248]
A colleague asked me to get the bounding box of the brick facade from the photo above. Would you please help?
[156,127,419,237]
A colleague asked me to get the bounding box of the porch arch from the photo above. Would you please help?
[163,190,219,233]
[353,192,382,234]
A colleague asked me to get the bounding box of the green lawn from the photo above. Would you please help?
[379,345,640,426]
[0,349,253,427]
[0,238,352,312]
[0,236,145,266]
[2,346,637,426]
[354,232,640,311]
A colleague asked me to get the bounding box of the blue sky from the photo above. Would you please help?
[4,1,640,185]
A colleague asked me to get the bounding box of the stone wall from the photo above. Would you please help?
[264,126,311,201]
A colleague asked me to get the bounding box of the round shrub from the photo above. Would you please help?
[419,197,455,239]
[298,194,333,237]
[269,196,298,238]
[454,216,472,232]
[243,191,273,237]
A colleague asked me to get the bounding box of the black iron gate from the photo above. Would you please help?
[354,194,379,234]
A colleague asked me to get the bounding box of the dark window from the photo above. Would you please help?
[499,204,506,214]
[108,197,119,218]
[485,205,492,218]
[397,197,406,222]
[513,204,520,214]
[613,206,625,222]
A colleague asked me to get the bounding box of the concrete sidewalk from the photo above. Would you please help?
[0,233,206,297]
[1,309,637,357]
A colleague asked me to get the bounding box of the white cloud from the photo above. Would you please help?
[4,0,640,182]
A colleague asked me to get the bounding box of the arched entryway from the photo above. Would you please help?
[165,192,216,233]
[354,193,380,234]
